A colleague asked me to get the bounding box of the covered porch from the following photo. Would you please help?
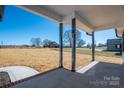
[0,5,124,88]
[11,62,124,88]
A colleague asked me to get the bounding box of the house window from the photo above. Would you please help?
[116,44,121,49]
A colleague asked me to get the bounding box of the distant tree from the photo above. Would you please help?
[87,43,91,49]
[98,43,103,47]
[22,45,30,48]
[63,30,84,47]
[43,39,51,47]
[63,30,72,47]
[43,39,59,48]
[97,43,107,47]
[30,38,41,47]
[0,41,3,48]
[49,41,59,48]
[77,39,86,48]
[1,41,3,45]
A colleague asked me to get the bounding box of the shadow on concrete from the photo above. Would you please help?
[11,62,124,88]
[82,62,124,87]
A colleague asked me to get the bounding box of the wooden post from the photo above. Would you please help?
[92,32,95,61]
[71,18,76,72]
[59,23,63,67]
[122,32,124,64]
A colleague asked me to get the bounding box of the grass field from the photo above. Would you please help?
[0,48,122,73]
[53,48,121,57]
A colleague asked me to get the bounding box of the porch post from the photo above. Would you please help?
[71,18,76,72]
[59,23,63,68]
[92,31,95,61]
[122,32,124,64]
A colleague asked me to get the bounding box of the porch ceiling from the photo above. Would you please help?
[16,5,124,36]
[0,5,4,21]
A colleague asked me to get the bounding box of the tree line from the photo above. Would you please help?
[30,30,86,48]
[30,38,59,48]
[1,30,104,48]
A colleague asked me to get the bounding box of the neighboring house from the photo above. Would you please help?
[107,39,122,52]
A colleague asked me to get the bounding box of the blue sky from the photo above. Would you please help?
[0,5,117,45]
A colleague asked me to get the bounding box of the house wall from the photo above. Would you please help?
[107,39,122,51]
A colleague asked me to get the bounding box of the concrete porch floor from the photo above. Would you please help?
[11,62,124,88]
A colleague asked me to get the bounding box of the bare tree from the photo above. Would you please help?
[30,38,41,47]
[63,30,85,47]
[42,39,51,47]
[87,43,91,49]
[77,39,86,48]
[43,39,59,48]
[63,30,72,47]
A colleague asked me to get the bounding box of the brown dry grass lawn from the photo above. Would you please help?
[0,48,123,73]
